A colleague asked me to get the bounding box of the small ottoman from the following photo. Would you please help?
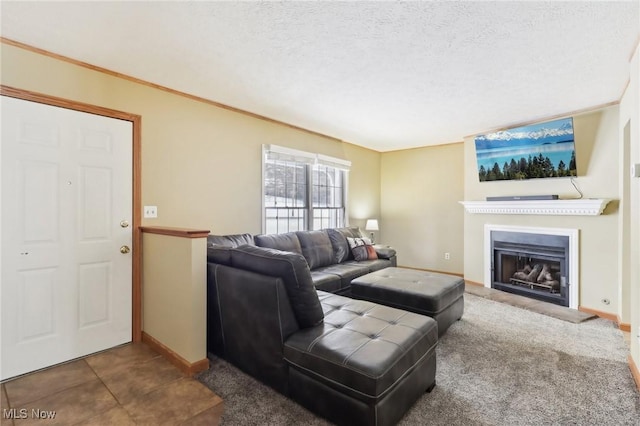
[351,267,465,336]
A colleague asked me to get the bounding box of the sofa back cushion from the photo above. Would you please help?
[327,227,363,263]
[231,245,324,328]
[207,233,255,265]
[296,230,335,269]
[207,245,233,265]
[208,233,255,247]
[254,232,303,255]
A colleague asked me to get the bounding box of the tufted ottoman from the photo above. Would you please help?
[350,267,465,337]
[284,292,438,426]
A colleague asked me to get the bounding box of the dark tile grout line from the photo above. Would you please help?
[2,362,97,411]
[3,343,165,425]
[2,382,11,410]
[82,344,214,425]
[1,344,223,425]
[81,358,130,425]
[85,345,162,424]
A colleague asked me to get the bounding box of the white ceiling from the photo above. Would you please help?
[1,1,638,151]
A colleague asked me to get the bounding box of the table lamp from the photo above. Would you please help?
[365,219,379,244]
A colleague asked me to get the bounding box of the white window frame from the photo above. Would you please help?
[262,144,350,234]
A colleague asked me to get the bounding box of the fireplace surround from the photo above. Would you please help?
[484,225,579,309]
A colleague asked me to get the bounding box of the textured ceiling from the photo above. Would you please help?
[1,1,638,151]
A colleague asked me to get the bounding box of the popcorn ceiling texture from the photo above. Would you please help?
[1,2,638,151]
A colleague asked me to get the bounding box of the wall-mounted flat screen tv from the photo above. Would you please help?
[475,117,577,182]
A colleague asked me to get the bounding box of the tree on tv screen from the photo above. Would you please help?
[478,151,577,181]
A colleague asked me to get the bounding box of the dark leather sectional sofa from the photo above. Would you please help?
[206,228,438,426]
[255,227,397,294]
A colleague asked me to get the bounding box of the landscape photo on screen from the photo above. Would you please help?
[474,117,577,182]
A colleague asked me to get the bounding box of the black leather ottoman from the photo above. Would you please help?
[285,292,438,426]
[351,267,464,337]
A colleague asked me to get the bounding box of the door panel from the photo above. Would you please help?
[18,267,56,341]
[78,262,111,328]
[1,96,133,380]
[79,166,112,240]
[22,160,60,243]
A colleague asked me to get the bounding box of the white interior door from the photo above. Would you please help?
[1,96,133,380]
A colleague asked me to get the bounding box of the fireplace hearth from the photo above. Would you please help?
[491,230,570,307]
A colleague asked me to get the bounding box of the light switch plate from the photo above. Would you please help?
[144,205,158,218]
[632,164,640,178]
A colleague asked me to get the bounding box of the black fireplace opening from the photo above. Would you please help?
[491,231,570,307]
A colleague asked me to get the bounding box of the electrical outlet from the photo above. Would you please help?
[444,252,451,260]
[144,205,158,218]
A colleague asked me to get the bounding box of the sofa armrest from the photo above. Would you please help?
[207,262,299,393]
[373,244,397,260]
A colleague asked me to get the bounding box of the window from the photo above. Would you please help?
[263,145,350,234]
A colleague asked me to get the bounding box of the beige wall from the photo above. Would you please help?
[463,108,621,313]
[142,233,207,363]
[1,42,381,365]
[344,143,382,230]
[619,43,639,375]
[3,40,638,376]
[381,143,465,274]
[0,43,381,235]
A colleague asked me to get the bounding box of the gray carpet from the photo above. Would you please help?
[197,294,640,425]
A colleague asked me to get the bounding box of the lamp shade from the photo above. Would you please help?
[365,219,379,231]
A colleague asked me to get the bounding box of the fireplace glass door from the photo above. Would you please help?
[491,231,570,307]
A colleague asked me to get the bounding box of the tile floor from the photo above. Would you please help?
[0,343,222,425]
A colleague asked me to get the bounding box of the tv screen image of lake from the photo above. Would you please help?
[475,118,577,181]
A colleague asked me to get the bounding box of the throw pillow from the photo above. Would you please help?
[347,237,378,261]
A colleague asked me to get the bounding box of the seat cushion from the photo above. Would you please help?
[312,263,368,290]
[310,271,343,293]
[342,259,392,273]
[284,292,437,399]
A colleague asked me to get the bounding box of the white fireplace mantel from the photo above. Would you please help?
[460,199,610,216]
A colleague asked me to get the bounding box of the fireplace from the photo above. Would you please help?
[484,225,579,309]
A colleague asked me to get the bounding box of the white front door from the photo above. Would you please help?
[1,96,133,380]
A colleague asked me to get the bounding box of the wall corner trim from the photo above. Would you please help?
[142,331,209,377]
[616,315,632,332]
[629,355,640,392]
[577,306,617,322]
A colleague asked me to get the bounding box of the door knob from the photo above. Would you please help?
[120,220,130,228]
[120,245,131,254]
